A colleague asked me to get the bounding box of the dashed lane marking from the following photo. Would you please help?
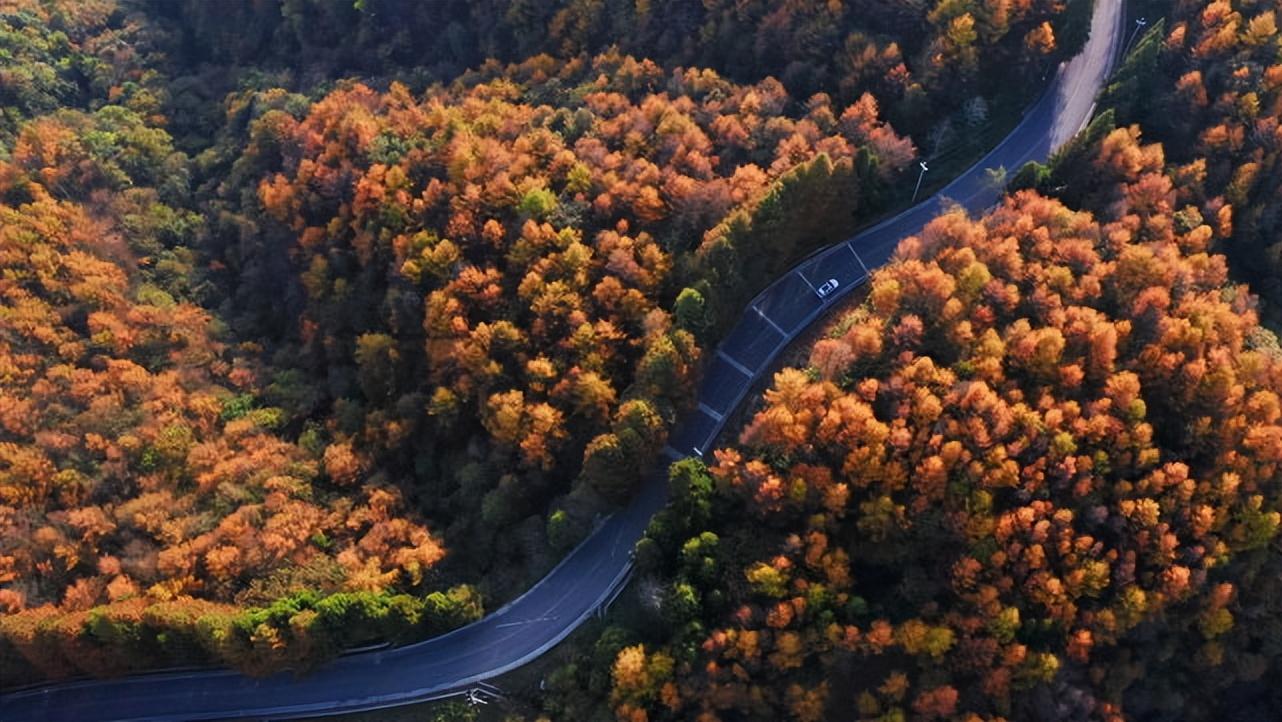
[795,270,818,294]
[495,616,559,629]
[751,305,787,335]
[847,243,871,276]
[716,349,754,377]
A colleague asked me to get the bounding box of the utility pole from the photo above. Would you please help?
[1123,17,1147,57]
[911,161,929,204]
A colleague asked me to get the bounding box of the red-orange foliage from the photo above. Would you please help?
[0,177,446,681]
[1109,0,1282,328]
[621,128,1282,721]
[235,54,914,531]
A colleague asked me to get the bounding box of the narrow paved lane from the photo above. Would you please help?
[1,3,1123,719]
[668,0,1124,456]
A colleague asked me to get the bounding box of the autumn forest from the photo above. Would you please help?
[3,0,1282,720]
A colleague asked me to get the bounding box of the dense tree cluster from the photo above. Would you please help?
[28,0,1282,709]
[0,1,479,686]
[0,150,481,685]
[605,127,1282,721]
[0,0,964,688]
[203,52,915,582]
[1020,0,1282,323]
[146,0,1074,136]
[0,0,167,145]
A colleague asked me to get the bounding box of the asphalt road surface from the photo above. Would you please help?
[1,2,1124,719]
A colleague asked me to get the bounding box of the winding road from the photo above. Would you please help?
[2,2,1124,719]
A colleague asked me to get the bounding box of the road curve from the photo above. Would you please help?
[1,3,1124,720]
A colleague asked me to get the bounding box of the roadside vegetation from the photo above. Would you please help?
[11,0,1282,720]
[491,2,1282,720]
[0,0,1072,686]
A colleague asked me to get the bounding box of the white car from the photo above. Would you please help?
[816,278,839,299]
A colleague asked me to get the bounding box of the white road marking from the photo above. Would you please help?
[752,305,787,335]
[698,403,724,421]
[848,243,871,275]
[495,616,558,629]
[716,349,754,377]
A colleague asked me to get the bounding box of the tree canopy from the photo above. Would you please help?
[600,124,1282,721]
